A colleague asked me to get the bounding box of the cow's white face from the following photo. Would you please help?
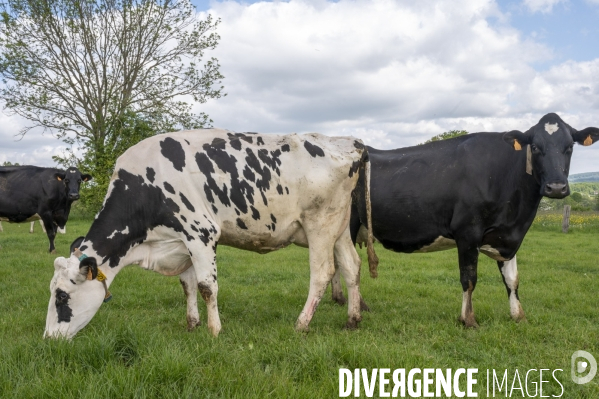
[44,256,105,339]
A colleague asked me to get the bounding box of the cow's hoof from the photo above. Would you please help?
[294,321,310,333]
[511,305,526,323]
[512,314,527,323]
[187,318,201,331]
[459,316,479,329]
[344,318,360,330]
[208,325,221,337]
[50,249,57,254]
[360,298,371,312]
[332,295,347,306]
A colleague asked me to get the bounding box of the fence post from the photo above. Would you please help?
[562,205,571,233]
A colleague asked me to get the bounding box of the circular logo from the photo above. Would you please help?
[571,350,597,385]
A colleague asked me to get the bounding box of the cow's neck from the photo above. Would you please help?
[77,211,144,274]
[503,150,543,231]
[79,168,188,270]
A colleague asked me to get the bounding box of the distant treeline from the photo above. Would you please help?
[540,182,599,212]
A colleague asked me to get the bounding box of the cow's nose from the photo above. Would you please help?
[69,193,80,200]
[544,183,568,198]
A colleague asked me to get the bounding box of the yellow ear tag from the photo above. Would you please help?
[513,140,522,151]
[57,176,62,181]
[86,268,107,281]
[96,270,107,282]
[584,135,593,146]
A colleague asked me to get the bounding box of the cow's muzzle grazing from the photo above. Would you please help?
[543,182,569,198]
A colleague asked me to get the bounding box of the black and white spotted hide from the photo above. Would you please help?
[45,129,368,339]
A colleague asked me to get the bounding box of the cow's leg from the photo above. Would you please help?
[334,228,363,329]
[332,204,363,306]
[30,221,34,233]
[188,244,221,337]
[41,215,57,253]
[295,241,336,332]
[40,219,47,233]
[0,221,3,232]
[179,267,201,331]
[456,242,479,328]
[498,256,526,322]
[332,260,371,311]
[330,266,347,306]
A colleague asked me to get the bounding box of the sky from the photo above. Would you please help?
[1,0,599,173]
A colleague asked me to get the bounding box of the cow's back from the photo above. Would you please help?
[356,133,535,253]
[102,129,365,252]
[0,166,64,222]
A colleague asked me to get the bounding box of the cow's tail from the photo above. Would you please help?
[364,152,379,278]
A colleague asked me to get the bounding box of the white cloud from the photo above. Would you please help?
[193,0,599,172]
[1,0,599,173]
[523,0,567,13]
[201,0,548,131]
[0,112,70,166]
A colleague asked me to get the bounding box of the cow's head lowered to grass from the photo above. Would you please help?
[44,253,110,339]
[503,113,599,198]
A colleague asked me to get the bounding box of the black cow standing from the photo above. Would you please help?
[0,166,91,253]
[336,113,599,327]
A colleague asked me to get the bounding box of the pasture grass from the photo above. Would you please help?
[0,219,598,398]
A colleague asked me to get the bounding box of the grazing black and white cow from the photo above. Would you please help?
[0,166,91,252]
[333,113,599,327]
[44,130,377,339]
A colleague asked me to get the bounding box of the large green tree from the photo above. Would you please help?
[0,0,224,211]
[58,110,157,212]
[421,129,468,145]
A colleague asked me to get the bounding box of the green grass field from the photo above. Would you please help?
[0,219,598,398]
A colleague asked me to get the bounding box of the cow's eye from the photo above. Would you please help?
[56,290,70,305]
[531,144,539,153]
[65,179,70,184]
[565,144,574,154]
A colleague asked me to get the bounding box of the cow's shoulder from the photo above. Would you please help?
[299,133,363,159]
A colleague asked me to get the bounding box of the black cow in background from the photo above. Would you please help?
[335,113,599,327]
[0,210,69,234]
[0,166,91,253]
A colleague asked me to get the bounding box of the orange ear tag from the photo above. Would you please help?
[513,140,522,151]
[584,135,593,146]
[57,176,62,181]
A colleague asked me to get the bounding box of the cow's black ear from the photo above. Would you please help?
[572,127,599,147]
[70,236,85,254]
[81,174,92,182]
[79,257,98,280]
[55,172,66,182]
[503,130,531,151]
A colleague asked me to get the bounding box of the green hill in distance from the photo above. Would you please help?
[569,172,599,183]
